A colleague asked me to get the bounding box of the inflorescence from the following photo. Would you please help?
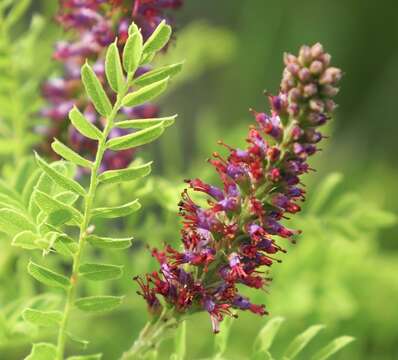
[40,0,182,171]
[135,43,342,333]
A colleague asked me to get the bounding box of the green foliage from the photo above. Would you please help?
[0,1,54,163]
[0,20,184,359]
[204,318,353,360]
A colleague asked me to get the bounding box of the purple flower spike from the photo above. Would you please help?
[135,44,342,332]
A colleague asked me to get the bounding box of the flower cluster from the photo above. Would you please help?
[40,0,182,170]
[135,43,342,332]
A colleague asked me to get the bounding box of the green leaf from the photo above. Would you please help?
[91,199,141,219]
[0,209,36,236]
[22,308,62,327]
[143,20,172,54]
[4,0,31,29]
[69,106,103,141]
[81,62,112,117]
[123,32,143,74]
[105,41,125,92]
[12,230,41,250]
[171,321,186,360]
[283,325,325,360]
[98,161,152,185]
[67,332,89,349]
[134,62,184,87]
[107,123,165,151]
[75,296,123,312]
[52,139,93,169]
[253,317,285,355]
[311,336,354,360]
[54,235,78,257]
[28,261,70,289]
[214,317,234,356]
[308,173,343,214]
[35,152,86,196]
[55,191,79,206]
[67,354,102,360]
[86,235,133,250]
[24,343,57,360]
[116,115,176,129]
[33,190,83,224]
[79,263,123,281]
[121,77,169,108]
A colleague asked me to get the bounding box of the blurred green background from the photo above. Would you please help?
[1,0,397,359]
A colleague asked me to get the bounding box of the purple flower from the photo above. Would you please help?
[136,43,342,332]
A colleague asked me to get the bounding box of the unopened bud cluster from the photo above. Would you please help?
[280,43,342,123]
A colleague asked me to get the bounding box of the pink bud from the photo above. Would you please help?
[319,67,342,85]
[298,68,311,83]
[283,52,298,65]
[322,85,339,97]
[298,45,311,65]
[310,43,324,58]
[325,99,337,112]
[303,83,318,97]
[309,99,325,113]
[309,60,323,75]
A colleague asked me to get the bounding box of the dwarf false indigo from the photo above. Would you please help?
[133,43,342,339]
[41,0,182,170]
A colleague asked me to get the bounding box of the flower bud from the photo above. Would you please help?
[325,99,337,112]
[298,67,311,83]
[309,60,323,75]
[298,45,311,65]
[319,67,342,85]
[283,52,298,65]
[310,42,324,59]
[303,83,318,97]
[309,99,325,113]
[321,84,339,97]
[288,88,301,102]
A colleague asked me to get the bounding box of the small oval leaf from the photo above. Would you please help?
[28,261,70,289]
[107,123,165,151]
[86,235,133,250]
[23,308,63,328]
[12,231,41,250]
[98,162,152,185]
[115,115,176,130]
[81,62,112,117]
[75,296,123,312]
[35,152,86,196]
[0,209,36,236]
[69,106,103,141]
[79,263,123,281]
[105,41,125,92]
[51,139,93,169]
[123,32,143,74]
[142,20,172,54]
[24,343,57,360]
[91,199,141,219]
[33,190,83,224]
[121,77,169,108]
[134,62,183,87]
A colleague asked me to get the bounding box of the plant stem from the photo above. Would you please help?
[56,74,133,360]
[121,310,178,360]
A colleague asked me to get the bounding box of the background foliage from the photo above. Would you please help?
[0,0,397,359]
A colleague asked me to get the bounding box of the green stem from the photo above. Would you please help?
[121,310,178,360]
[56,74,133,360]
